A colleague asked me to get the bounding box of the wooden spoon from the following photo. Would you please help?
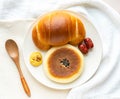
[5,39,31,97]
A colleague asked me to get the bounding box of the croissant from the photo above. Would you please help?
[32,10,86,50]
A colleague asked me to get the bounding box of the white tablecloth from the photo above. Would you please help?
[0,0,120,99]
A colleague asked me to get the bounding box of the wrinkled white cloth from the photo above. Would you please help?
[62,1,120,99]
[0,0,120,99]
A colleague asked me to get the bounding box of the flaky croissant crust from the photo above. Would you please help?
[32,10,86,50]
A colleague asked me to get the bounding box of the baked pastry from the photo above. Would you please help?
[32,10,86,50]
[43,44,84,83]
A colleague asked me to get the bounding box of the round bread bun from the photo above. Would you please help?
[43,44,84,83]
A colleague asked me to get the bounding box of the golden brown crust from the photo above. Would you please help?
[47,48,81,78]
[44,44,84,83]
[32,26,51,50]
[32,10,86,50]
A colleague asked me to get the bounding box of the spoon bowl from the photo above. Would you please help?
[5,39,19,58]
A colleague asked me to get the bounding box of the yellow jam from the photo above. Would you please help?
[29,52,42,67]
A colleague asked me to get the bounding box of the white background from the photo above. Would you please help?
[103,0,120,13]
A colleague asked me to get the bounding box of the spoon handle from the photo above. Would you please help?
[12,57,31,97]
[14,59,31,97]
[21,76,31,97]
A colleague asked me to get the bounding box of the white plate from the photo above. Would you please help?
[22,12,102,89]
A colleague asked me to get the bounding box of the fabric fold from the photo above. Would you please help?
[64,1,120,99]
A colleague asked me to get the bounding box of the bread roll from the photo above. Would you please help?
[32,10,86,50]
[44,44,84,83]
